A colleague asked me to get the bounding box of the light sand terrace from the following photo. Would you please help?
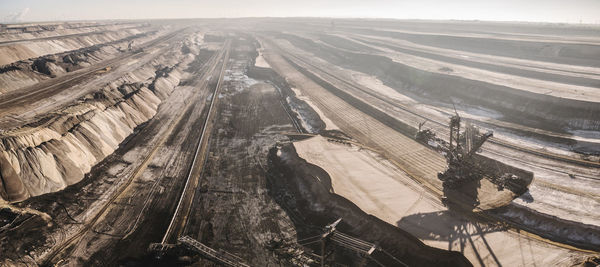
[294,136,589,267]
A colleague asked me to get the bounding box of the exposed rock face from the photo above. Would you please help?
[31,57,65,76]
[0,23,147,66]
[0,153,27,202]
[0,29,158,94]
[0,61,183,202]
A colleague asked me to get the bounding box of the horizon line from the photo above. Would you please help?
[2,16,600,26]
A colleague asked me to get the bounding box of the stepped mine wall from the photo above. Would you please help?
[0,30,159,94]
[0,53,187,203]
[0,22,144,42]
[279,33,600,133]
[0,26,150,66]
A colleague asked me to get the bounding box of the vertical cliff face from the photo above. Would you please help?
[0,54,187,202]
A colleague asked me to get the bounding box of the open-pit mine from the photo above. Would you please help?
[0,19,599,267]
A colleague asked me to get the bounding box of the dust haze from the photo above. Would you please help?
[0,2,599,267]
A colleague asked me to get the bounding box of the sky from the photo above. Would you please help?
[1,0,599,24]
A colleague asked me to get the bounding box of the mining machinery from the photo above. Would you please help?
[437,111,494,189]
[414,107,531,200]
[415,121,436,145]
[127,40,134,51]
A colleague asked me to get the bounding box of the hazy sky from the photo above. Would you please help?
[1,0,599,24]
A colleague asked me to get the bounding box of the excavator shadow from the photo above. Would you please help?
[420,108,533,211]
[397,210,507,267]
[442,178,482,211]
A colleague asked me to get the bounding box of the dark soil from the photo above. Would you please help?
[266,144,473,267]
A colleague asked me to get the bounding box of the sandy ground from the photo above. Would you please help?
[268,35,600,235]
[260,34,598,265]
[254,48,272,68]
[340,25,600,45]
[264,38,518,209]
[294,136,591,267]
[290,87,339,130]
[346,34,600,79]
[278,38,600,146]
[309,32,600,102]
[340,60,600,231]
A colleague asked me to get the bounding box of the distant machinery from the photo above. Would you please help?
[149,236,251,267]
[296,218,408,267]
[415,121,436,145]
[127,40,134,51]
[415,107,530,197]
[178,236,250,267]
[96,66,111,73]
[437,109,493,189]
